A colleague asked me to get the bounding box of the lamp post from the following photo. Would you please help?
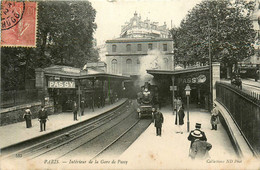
[185,84,191,132]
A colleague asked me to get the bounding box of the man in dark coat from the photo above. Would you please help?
[72,101,78,121]
[153,108,164,136]
[80,99,85,116]
[175,105,185,134]
[38,105,48,132]
[188,123,207,147]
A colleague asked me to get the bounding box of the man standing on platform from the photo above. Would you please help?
[153,108,164,136]
[80,99,85,116]
[38,105,48,132]
[175,104,185,134]
[73,101,78,121]
[210,104,219,130]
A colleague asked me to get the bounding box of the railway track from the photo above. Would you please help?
[2,100,152,162]
[1,100,132,160]
[53,100,152,160]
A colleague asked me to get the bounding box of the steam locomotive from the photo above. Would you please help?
[137,82,159,119]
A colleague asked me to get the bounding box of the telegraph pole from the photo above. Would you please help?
[208,20,213,111]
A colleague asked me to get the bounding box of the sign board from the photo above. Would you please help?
[179,74,207,84]
[170,86,177,91]
[48,81,75,88]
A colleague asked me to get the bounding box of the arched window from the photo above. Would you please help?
[164,58,169,70]
[126,59,132,74]
[112,45,117,52]
[111,59,117,74]
[126,44,131,52]
[137,44,142,51]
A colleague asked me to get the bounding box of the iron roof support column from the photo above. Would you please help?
[171,75,176,114]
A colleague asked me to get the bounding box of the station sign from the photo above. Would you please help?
[170,86,177,91]
[179,74,207,84]
[48,81,75,88]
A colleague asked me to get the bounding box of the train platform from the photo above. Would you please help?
[243,78,260,88]
[0,99,127,149]
[116,106,259,170]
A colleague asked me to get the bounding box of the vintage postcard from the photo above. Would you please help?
[0,0,260,169]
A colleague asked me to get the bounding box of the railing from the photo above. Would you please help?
[0,89,40,108]
[216,82,260,156]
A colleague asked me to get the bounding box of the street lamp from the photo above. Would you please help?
[185,84,191,132]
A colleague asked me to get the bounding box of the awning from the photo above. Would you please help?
[147,66,209,76]
[42,65,131,81]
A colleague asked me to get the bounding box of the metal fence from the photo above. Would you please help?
[216,82,260,156]
[0,89,39,108]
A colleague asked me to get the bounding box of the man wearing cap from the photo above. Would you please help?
[189,130,212,160]
[153,108,164,136]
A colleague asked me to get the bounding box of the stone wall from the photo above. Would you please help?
[0,102,54,126]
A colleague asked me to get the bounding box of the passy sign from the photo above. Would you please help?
[48,81,75,88]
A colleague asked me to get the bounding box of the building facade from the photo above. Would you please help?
[106,13,174,76]
[120,12,169,38]
[106,38,174,75]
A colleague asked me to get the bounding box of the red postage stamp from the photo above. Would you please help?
[1,1,37,47]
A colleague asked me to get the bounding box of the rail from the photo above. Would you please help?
[216,82,260,157]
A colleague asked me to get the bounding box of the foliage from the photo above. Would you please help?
[1,1,97,90]
[170,0,256,68]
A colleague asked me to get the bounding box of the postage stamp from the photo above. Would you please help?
[1,1,37,47]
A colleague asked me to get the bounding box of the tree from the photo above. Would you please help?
[170,0,256,75]
[1,1,98,90]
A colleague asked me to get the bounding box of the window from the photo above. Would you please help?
[137,59,140,64]
[126,59,132,74]
[148,43,153,50]
[163,44,167,51]
[111,59,117,74]
[126,44,131,52]
[112,45,117,52]
[164,58,169,69]
[137,44,142,51]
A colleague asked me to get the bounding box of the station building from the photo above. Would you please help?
[106,12,174,76]
[35,65,130,113]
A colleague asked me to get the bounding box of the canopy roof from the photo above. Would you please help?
[42,65,130,81]
[147,66,209,76]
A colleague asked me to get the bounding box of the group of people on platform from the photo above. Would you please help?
[151,98,220,160]
[23,104,49,132]
[22,94,120,131]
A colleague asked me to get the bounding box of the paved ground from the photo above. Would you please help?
[0,99,127,149]
[116,106,259,170]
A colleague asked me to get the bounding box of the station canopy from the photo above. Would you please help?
[147,66,210,78]
[43,65,131,81]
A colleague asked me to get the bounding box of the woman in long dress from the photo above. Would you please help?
[23,108,32,128]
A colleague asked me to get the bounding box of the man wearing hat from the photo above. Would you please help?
[188,123,207,146]
[189,130,212,160]
[38,105,49,132]
[152,108,164,136]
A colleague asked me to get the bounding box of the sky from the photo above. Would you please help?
[89,0,203,46]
